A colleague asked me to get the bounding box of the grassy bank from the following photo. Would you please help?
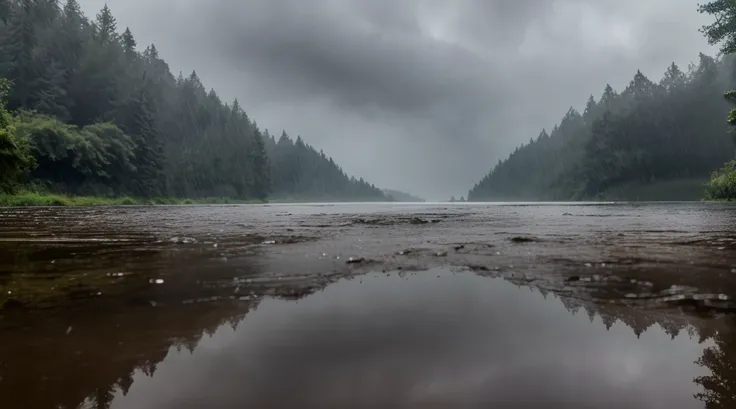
[0,192,267,206]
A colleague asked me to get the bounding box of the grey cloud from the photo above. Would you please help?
[83,0,713,199]
[455,0,555,48]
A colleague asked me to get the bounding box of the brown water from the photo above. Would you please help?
[1,202,736,408]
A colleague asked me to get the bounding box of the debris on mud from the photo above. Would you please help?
[169,236,197,244]
[435,251,448,257]
[510,236,538,243]
[350,215,444,227]
[106,272,126,277]
[409,217,429,225]
[346,257,366,264]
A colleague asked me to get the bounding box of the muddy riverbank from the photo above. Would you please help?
[2,202,736,312]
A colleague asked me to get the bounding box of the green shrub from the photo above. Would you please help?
[705,160,736,200]
[0,79,35,193]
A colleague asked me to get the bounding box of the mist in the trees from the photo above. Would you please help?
[468,56,736,201]
[66,0,713,199]
[0,0,388,201]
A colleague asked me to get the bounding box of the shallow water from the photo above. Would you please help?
[2,269,733,409]
[1,202,736,408]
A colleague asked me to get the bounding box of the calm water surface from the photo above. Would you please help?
[2,269,732,409]
[1,202,736,409]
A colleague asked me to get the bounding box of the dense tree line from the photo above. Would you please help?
[265,130,387,200]
[698,0,736,200]
[0,0,388,201]
[468,53,736,201]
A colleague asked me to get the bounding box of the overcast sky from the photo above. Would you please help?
[80,0,715,200]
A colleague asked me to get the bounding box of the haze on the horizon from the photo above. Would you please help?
[79,0,714,200]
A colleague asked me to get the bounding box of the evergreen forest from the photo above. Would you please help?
[0,0,390,202]
[469,1,736,201]
[468,54,736,201]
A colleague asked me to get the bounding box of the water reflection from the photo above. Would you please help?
[694,327,736,409]
[0,302,257,409]
[3,269,735,409]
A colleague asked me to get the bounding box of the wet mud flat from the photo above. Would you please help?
[1,202,736,408]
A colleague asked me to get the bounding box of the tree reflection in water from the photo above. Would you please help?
[2,273,736,409]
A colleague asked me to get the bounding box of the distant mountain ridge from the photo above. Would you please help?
[383,189,425,202]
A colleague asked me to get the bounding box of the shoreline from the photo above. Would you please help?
[0,193,268,207]
[0,192,401,206]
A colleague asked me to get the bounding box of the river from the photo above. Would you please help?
[1,202,736,408]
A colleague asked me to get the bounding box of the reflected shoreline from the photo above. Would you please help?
[2,269,735,409]
[2,203,736,408]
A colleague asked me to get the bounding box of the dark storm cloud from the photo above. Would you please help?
[81,0,713,199]
[208,0,498,117]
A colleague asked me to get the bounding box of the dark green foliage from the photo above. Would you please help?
[0,0,10,23]
[0,77,33,192]
[14,112,136,195]
[468,55,736,201]
[699,1,736,201]
[0,1,385,201]
[267,131,388,200]
[705,160,736,200]
[699,0,736,55]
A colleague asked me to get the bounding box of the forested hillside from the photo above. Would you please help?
[0,0,388,201]
[468,53,736,201]
[264,131,386,200]
[382,189,424,202]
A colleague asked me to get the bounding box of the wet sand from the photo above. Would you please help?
[1,202,736,408]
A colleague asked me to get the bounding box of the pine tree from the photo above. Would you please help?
[0,1,387,201]
[0,0,38,109]
[121,27,136,61]
[0,0,10,23]
[129,81,164,197]
[93,4,117,46]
